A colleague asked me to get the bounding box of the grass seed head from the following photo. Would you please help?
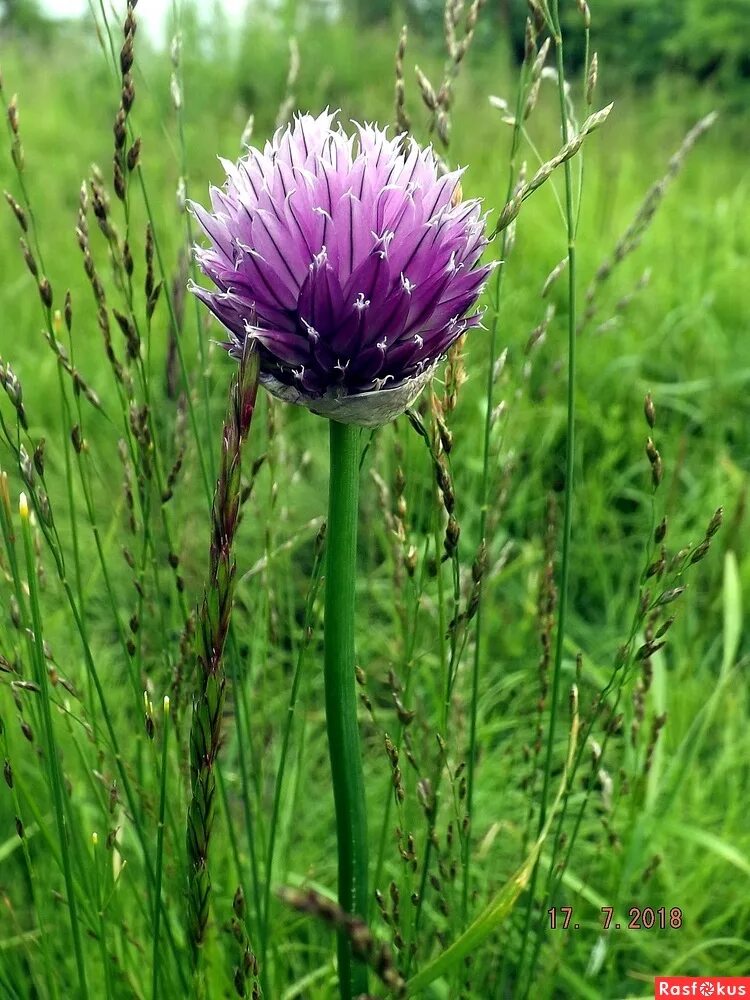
[586,51,598,105]
[644,392,656,428]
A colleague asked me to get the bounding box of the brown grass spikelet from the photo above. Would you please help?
[186,343,260,962]
[19,237,37,277]
[434,454,455,515]
[384,734,405,804]
[706,506,724,539]
[0,359,28,430]
[644,712,667,774]
[581,112,718,332]
[278,887,406,996]
[586,51,598,105]
[274,37,300,129]
[6,93,24,171]
[495,103,613,235]
[415,66,437,112]
[394,25,411,134]
[4,191,26,232]
[645,437,662,488]
[443,335,467,412]
[112,3,138,201]
[407,0,487,149]
[644,392,656,428]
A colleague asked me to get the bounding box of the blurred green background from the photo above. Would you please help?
[4,0,750,101]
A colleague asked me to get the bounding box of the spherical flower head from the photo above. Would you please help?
[190,110,493,426]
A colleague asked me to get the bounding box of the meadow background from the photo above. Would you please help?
[0,0,748,997]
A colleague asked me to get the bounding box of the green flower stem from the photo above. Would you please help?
[324,419,368,1000]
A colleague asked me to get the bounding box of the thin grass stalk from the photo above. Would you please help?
[370,530,427,914]
[225,643,264,933]
[135,164,213,502]
[170,0,216,484]
[152,695,171,1000]
[1,86,94,709]
[261,536,326,971]
[220,585,271,965]
[0,655,57,998]
[186,343,260,971]
[518,0,579,984]
[575,8,592,235]
[91,0,213,504]
[539,0,578,836]
[401,413,466,977]
[324,419,368,1000]
[533,493,672,979]
[3,463,185,979]
[212,757,262,977]
[91,834,114,1000]
[19,494,89,999]
[462,45,530,923]
[62,571,190,984]
[56,364,86,646]
[61,313,100,739]
[2,75,158,728]
[102,3,199,633]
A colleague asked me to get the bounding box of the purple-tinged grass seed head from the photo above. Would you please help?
[189,110,493,426]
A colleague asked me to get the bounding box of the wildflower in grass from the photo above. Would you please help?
[191,110,491,1000]
[189,110,491,426]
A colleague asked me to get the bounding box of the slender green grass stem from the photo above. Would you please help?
[222,639,265,987]
[537,0,578,867]
[19,498,89,1000]
[262,549,325,967]
[518,3,578,987]
[462,55,528,923]
[171,0,216,485]
[371,534,425,915]
[92,838,113,1000]
[324,420,368,1000]
[0,721,57,998]
[152,698,171,1000]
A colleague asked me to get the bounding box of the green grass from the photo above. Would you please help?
[0,5,748,999]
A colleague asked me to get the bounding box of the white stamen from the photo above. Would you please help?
[311,245,328,270]
[401,273,415,295]
[354,292,370,311]
[301,319,320,343]
[446,252,464,274]
[236,239,260,258]
[372,229,395,259]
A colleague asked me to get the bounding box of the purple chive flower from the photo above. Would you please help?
[189,110,493,426]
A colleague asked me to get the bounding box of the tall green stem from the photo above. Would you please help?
[324,420,368,1000]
